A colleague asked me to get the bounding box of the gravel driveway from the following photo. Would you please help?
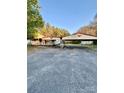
[27,47,97,93]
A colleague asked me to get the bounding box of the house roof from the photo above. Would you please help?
[62,34,97,41]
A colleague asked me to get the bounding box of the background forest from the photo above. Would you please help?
[27,0,97,40]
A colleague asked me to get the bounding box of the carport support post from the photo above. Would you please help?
[80,41,83,46]
[60,39,65,48]
[93,40,97,45]
[63,40,65,48]
[60,40,63,48]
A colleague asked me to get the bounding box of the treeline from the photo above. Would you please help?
[40,23,70,38]
[27,0,70,39]
[75,14,97,37]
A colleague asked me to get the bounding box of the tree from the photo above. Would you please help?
[40,23,70,38]
[75,14,97,36]
[27,0,44,39]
